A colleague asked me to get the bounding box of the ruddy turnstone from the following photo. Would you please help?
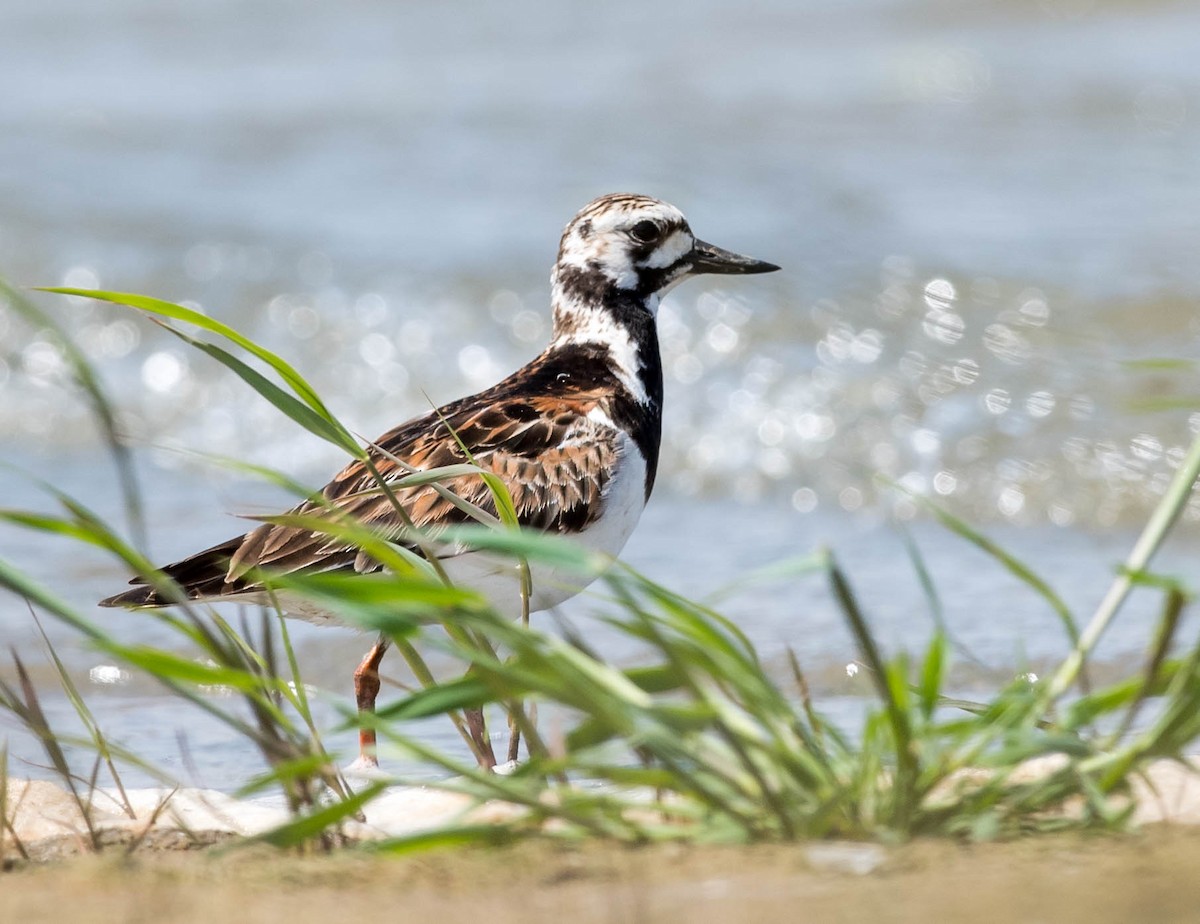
[100,193,779,767]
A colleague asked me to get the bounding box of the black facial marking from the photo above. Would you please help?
[577,219,592,240]
[556,264,617,307]
[633,265,674,298]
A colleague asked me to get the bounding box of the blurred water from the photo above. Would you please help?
[2,0,1200,788]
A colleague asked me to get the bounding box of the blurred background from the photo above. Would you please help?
[2,0,1199,785]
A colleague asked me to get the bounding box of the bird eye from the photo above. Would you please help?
[629,220,661,244]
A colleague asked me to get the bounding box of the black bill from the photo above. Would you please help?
[690,239,780,275]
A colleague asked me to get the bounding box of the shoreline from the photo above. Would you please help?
[5,828,1200,924]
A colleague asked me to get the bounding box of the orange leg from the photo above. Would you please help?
[353,635,390,767]
[354,634,497,771]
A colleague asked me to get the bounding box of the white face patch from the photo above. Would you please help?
[637,229,694,271]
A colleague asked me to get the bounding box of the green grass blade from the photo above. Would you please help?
[1046,429,1200,702]
[918,632,947,721]
[1,280,147,547]
[28,611,134,815]
[891,483,1083,664]
[368,824,523,854]
[1122,358,1197,372]
[40,287,341,423]
[374,677,495,722]
[250,781,388,848]
[1128,396,1200,413]
[153,321,362,455]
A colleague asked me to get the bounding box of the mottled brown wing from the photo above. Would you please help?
[223,391,618,583]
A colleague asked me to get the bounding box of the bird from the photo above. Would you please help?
[100,193,779,769]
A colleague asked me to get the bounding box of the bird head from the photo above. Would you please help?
[554,193,779,304]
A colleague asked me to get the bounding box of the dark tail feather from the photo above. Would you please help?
[99,585,164,608]
[98,535,246,608]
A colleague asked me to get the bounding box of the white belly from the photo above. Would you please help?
[440,432,648,619]
[264,433,649,626]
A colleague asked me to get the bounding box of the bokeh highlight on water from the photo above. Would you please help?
[2,0,1199,786]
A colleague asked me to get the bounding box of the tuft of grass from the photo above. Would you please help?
[0,498,365,849]
[334,536,1195,843]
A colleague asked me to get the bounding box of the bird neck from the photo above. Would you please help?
[548,263,664,412]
